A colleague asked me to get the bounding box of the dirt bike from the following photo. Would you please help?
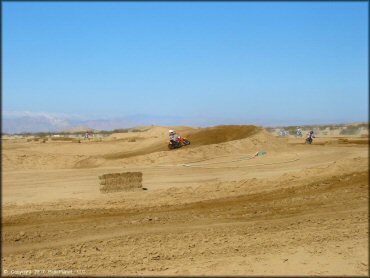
[305,137,313,144]
[168,136,191,150]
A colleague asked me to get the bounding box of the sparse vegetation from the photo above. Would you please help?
[50,137,82,143]
[50,137,74,141]
[355,123,369,129]
[340,126,360,135]
[318,126,329,131]
[284,127,297,134]
[265,123,368,135]
[112,128,129,133]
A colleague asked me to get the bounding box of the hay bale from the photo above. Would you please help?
[99,172,142,193]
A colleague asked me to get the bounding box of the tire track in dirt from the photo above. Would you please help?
[3,170,367,258]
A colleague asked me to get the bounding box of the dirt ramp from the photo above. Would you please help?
[103,125,266,161]
[187,125,262,146]
[103,143,168,160]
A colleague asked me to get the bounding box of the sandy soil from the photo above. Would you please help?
[2,125,368,276]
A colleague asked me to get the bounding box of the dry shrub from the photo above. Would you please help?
[339,126,360,135]
[128,138,136,142]
[338,138,349,144]
[99,172,142,193]
[51,137,74,141]
[339,138,368,145]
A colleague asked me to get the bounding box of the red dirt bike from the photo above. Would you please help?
[168,136,191,150]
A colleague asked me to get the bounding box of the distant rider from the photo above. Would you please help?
[307,130,315,141]
[169,129,179,145]
[296,128,302,137]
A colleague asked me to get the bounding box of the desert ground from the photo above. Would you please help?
[2,124,368,276]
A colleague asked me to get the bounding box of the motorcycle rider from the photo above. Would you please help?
[169,129,179,146]
[307,130,315,143]
[296,128,302,137]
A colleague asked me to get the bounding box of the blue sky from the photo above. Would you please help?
[3,2,369,126]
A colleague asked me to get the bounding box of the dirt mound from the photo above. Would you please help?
[104,125,260,160]
[103,143,168,160]
[187,125,262,146]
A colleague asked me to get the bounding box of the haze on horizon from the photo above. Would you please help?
[3,2,369,130]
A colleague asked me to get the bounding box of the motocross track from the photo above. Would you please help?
[2,125,369,276]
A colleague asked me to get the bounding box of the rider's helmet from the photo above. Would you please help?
[309,130,314,134]
[169,129,176,136]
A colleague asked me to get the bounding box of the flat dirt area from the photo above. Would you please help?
[2,125,368,276]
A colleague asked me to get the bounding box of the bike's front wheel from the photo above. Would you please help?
[183,139,190,145]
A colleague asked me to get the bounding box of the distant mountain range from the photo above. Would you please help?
[3,114,71,134]
[2,112,224,134]
[2,111,366,134]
